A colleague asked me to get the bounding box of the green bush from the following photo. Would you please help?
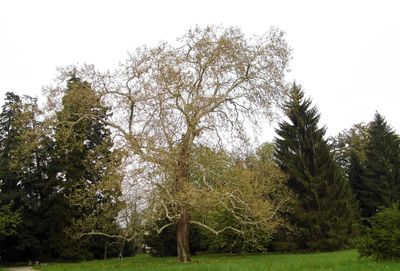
[356,203,400,260]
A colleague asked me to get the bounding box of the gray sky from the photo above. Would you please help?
[1,0,399,140]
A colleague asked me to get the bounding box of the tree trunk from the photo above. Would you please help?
[176,132,192,263]
[177,209,190,262]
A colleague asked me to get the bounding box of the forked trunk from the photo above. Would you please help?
[177,209,190,262]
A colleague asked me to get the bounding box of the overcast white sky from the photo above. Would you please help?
[1,0,399,140]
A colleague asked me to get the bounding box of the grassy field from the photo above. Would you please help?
[35,250,400,271]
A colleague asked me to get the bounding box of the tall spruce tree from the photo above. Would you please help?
[274,84,355,251]
[358,113,400,217]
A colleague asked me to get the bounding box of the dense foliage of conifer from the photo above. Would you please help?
[274,84,355,251]
[357,113,400,217]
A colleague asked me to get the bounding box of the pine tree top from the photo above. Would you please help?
[276,83,325,142]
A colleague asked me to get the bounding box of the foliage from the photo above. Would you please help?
[0,92,50,261]
[49,75,124,260]
[331,123,370,226]
[274,83,355,251]
[202,144,293,253]
[332,123,369,171]
[356,203,400,260]
[0,202,21,236]
[358,113,400,217]
[144,145,292,254]
[36,250,400,271]
[0,78,125,262]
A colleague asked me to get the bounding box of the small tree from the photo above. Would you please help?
[274,84,355,251]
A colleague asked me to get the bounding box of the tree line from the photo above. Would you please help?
[1,26,399,263]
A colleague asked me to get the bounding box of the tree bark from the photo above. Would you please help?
[177,209,190,262]
[175,131,192,263]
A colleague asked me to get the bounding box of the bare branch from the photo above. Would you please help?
[190,220,243,235]
[77,231,139,242]
[156,222,175,234]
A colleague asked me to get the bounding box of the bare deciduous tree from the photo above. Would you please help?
[50,25,291,262]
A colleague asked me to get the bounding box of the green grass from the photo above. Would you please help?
[37,250,399,271]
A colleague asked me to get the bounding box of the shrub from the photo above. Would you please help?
[356,203,400,260]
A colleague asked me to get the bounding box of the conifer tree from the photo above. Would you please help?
[274,84,355,251]
[359,113,400,217]
[0,92,49,261]
[49,75,123,259]
[0,93,24,205]
[348,152,366,214]
[0,93,23,260]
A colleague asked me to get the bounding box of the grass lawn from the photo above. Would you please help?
[37,250,399,271]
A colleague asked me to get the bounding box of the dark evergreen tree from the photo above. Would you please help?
[0,92,50,261]
[274,84,355,251]
[358,113,400,217]
[347,152,366,213]
[0,93,23,207]
[0,93,23,262]
[48,75,123,260]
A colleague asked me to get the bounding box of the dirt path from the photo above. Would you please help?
[7,267,35,271]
